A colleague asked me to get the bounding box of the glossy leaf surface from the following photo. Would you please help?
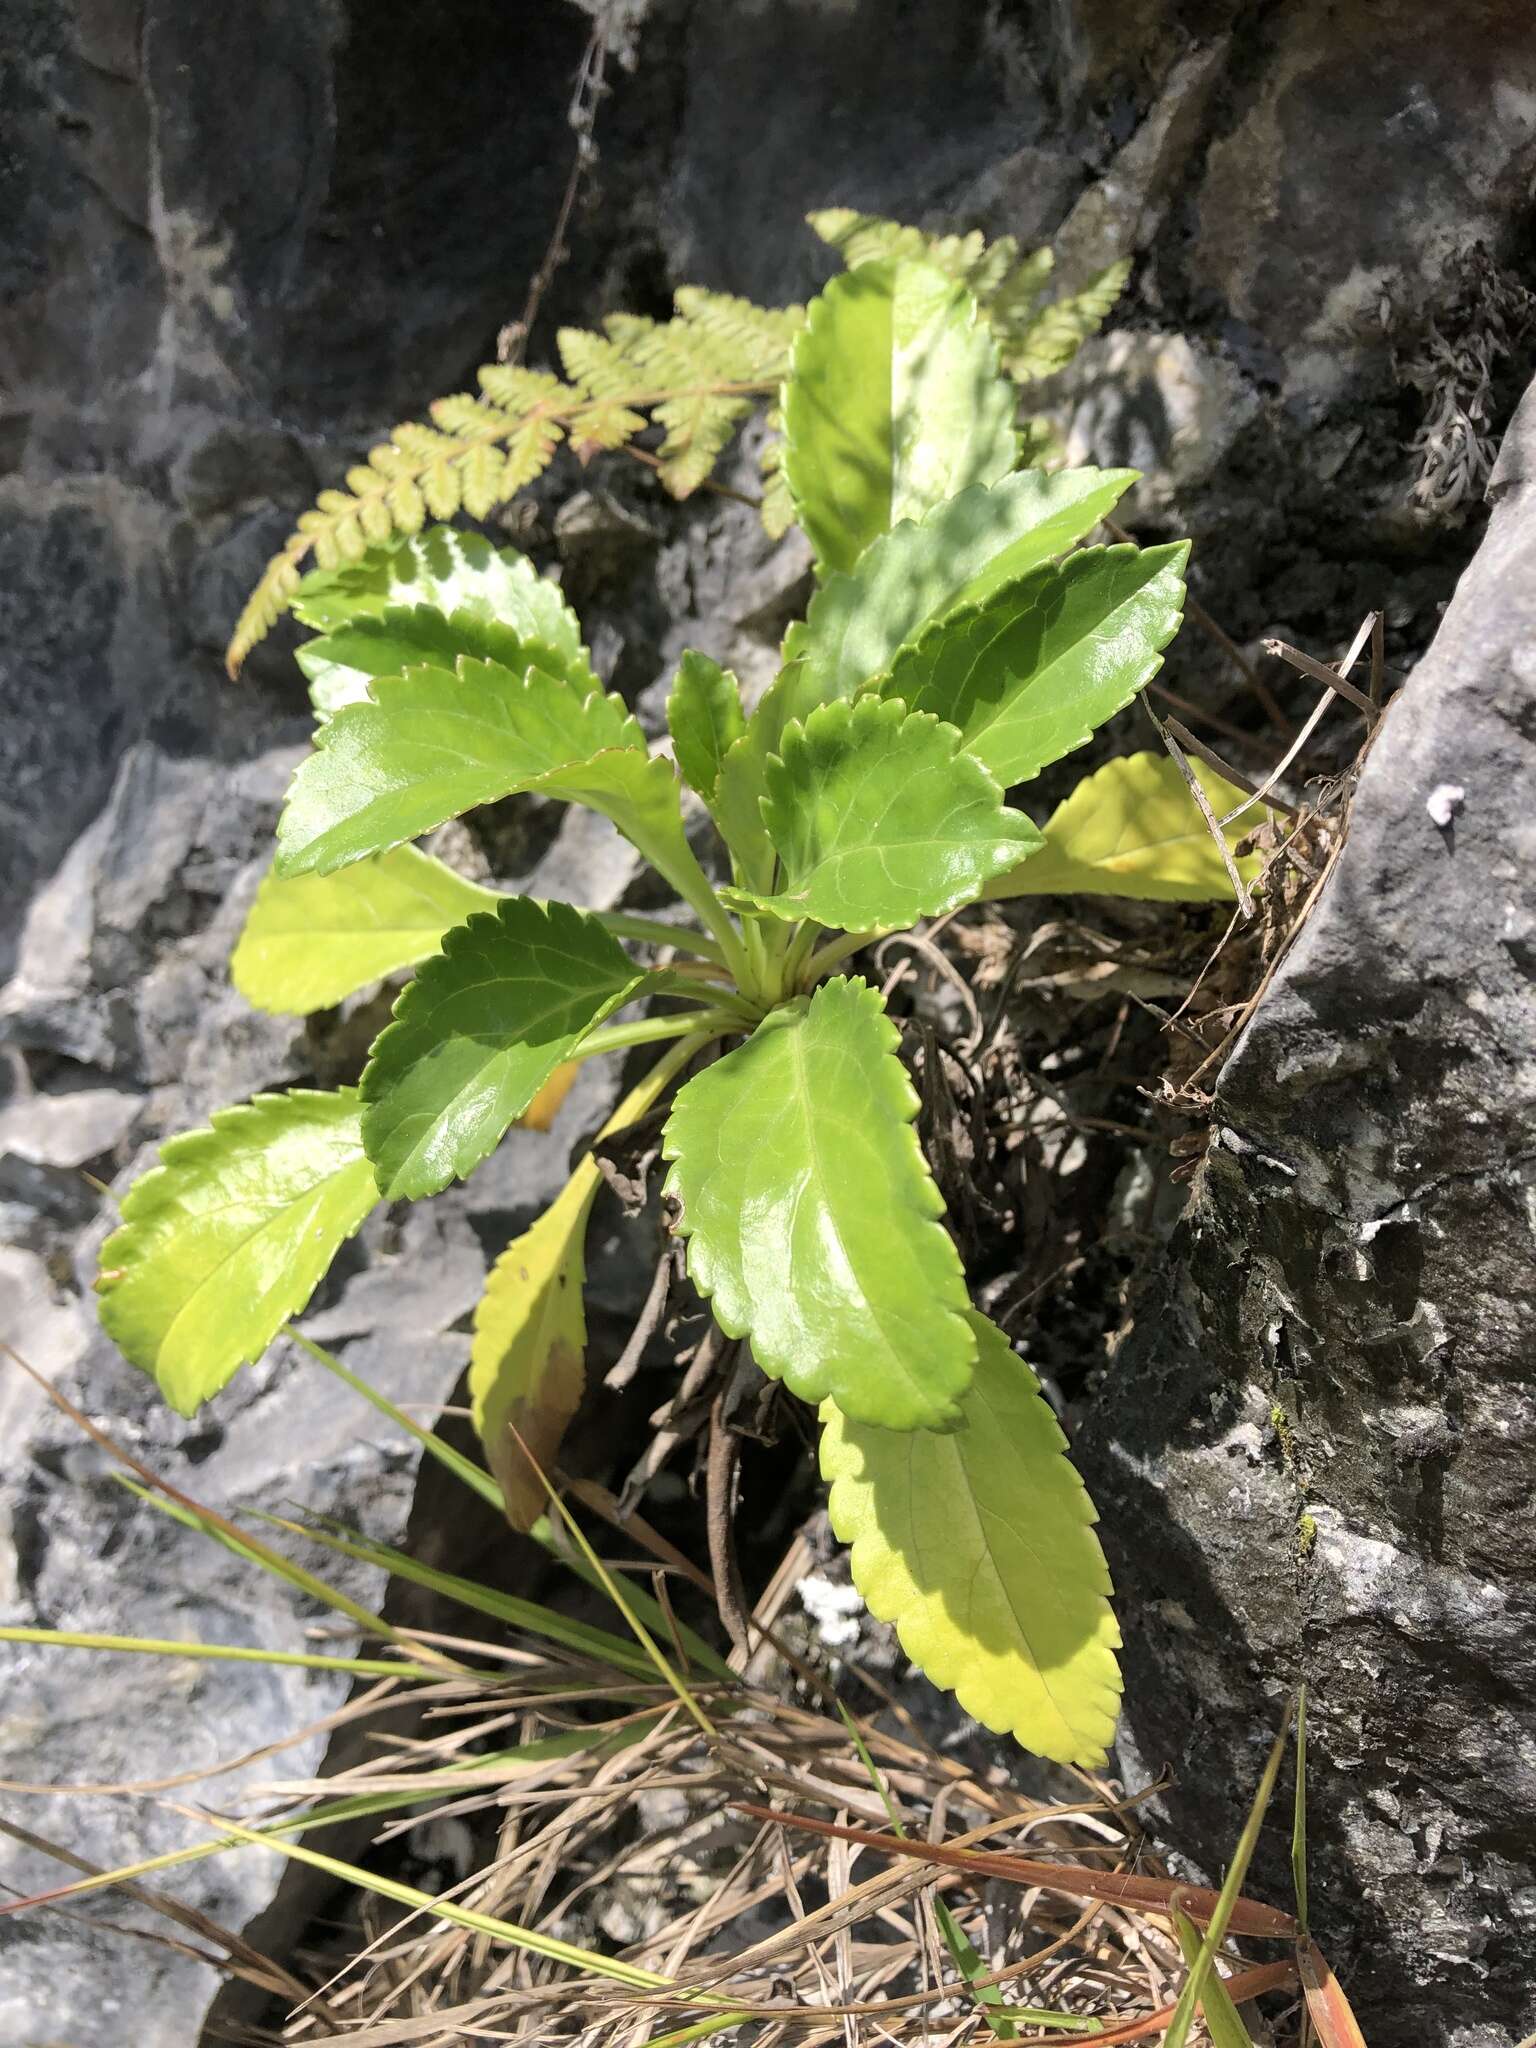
[782,259,1016,575]
[664,976,974,1430]
[746,696,1040,928]
[821,1310,1122,1765]
[360,898,646,1201]
[232,845,498,1014]
[881,542,1190,787]
[666,650,745,807]
[97,1091,379,1416]
[985,752,1264,902]
[292,527,586,667]
[274,659,641,877]
[296,602,594,720]
[716,469,1135,876]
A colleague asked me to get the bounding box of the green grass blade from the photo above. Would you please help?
[518,1430,717,1742]
[527,1511,733,1682]
[1164,1700,1295,2048]
[0,1624,442,1681]
[286,1325,507,1510]
[197,1811,685,1994]
[1174,1903,1256,2048]
[248,1504,664,1683]
[1292,1684,1309,1935]
[108,1472,438,1661]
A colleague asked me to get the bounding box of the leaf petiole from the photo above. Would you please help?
[804,927,885,982]
[596,910,726,964]
[576,1011,741,1061]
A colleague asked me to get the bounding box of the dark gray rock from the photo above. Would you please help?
[1081,380,1536,2047]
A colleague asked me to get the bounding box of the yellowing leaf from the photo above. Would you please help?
[471,1169,594,1531]
[782,259,1017,575]
[231,846,499,1015]
[519,1061,580,1134]
[471,1051,691,1529]
[664,976,975,1432]
[821,1310,1121,1766]
[985,752,1265,903]
[97,1090,379,1417]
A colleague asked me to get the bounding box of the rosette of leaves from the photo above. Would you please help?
[101,253,1245,1770]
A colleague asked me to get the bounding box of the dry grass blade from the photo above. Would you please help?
[731,1803,1297,1939]
[1297,1938,1371,2048]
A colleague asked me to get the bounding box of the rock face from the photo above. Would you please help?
[1081,384,1536,2046]
[4,1,1536,2042]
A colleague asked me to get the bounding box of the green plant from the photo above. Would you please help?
[225,210,1128,672]
[100,224,1259,1771]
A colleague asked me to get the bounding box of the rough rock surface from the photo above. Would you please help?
[4,0,1536,2041]
[1081,383,1536,2047]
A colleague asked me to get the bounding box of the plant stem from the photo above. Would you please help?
[781,919,823,990]
[646,973,761,1025]
[577,1011,743,1060]
[804,927,882,983]
[596,911,725,964]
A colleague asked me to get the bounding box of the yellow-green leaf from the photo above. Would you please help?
[782,259,1017,575]
[742,695,1040,928]
[97,1091,380,1417]
[471,1050,693,1529]
[231,846,499,1015]
[985,752,1265,903]
[470,1168,595,1531]
[821,1310,1121,1766]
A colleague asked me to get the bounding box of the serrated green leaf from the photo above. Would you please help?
[741,696,1040,929]
[985,752,1264,903]
[359,899,647,1201]
[471,1047,703,1532]
[882,542,1189,788]
[666,651,745,807]
[470,1167,594,1532]
[663,976,974,1431]
[296,603,594,721]
[290,527,586,669]
[274,659,641,878]
[717,469,1136,880]
[530,747,717,920]
[789,468,1142,714]
[820,1309,1121,1766]
[782,259,1017,576]
[97,1091,379,1417]
[232,846,500,1015]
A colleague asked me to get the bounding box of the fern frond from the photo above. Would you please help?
[227,305,789,673]
[227,214,1119,674]
[1002,258,1132,381]
[806,209,1122,393]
